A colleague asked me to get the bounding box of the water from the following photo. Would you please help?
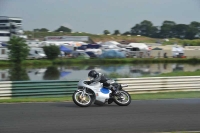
[1,63,200,81]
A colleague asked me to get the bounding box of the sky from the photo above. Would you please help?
[0,0,200,34]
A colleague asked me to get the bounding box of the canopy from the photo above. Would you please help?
[152,47,163,50]
[60,45,72,53]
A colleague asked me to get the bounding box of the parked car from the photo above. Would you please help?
[27,48,46,59]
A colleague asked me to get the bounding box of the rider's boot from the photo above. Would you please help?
[108,98,114,104]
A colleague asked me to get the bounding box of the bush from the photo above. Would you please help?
[43,45,60,60]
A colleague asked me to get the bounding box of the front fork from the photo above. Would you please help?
[77,88,93,97]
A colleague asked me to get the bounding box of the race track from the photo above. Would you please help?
[1,99,200,133]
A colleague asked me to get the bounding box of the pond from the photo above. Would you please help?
[1,63,200,81]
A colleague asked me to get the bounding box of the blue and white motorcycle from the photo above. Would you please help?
[72,79,131,107]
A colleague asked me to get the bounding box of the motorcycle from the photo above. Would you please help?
[72,79,131,107]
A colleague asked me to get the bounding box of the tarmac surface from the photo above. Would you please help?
[1,99,200,133]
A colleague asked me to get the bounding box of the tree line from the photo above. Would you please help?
[103,20,200,40]
[33,26,72,33]
[32,20,200,40]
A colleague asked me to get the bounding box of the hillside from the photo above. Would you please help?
[24,31,200,46]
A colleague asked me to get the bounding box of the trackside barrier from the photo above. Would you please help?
[116,76,200,94]
[0,81,12,99]
[0,80,77,99]
[0,76,200,99]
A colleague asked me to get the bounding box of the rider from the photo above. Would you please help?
[88,70,119,95]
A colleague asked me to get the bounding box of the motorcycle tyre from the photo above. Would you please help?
[72,91,93,107]
[114,90,131,106]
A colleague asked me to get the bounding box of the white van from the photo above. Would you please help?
[27,48,46,59]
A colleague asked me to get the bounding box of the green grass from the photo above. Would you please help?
[105,72,132,78]
[163,131,200,133]
[0,59,53,67]
[0,96,72,103]
[1,58,200,67]
[0,60,10,67]
[156,70,200,77]
[103,69,200,78]
[131,91,200,100]
[1,91,200,103]
[25,31,158,43]
[22,59,53,66]
[139,69,200,78]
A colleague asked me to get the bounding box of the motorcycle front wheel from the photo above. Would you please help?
[72,91,93,107]
[114,90,131,106]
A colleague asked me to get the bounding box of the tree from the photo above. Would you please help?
[185,21,200,39]
[33,28,49,32]
[150,26,160,38]
[122,31,131,35]
[33,29,40,32]
[55,26,72,32]
[185,26,198,40]
[40,28,49,32]
[160,21,176,38]
[43,45,60,60]
[131,24,141,35]
[129,20,200,39]
[113,30,120,35]
[139,20,155,36]
[7,36,30,63]
[103,30,110,35]
[173,24,189,39]
[131,20,154,36]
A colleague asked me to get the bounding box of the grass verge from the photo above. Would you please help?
[155,70,200,77]
[1,91,200,103]
[1,58,200,67]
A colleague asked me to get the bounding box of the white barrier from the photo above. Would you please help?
[116,76,200,94]
[0,81,12,99]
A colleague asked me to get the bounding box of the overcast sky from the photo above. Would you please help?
[0,0,200,34]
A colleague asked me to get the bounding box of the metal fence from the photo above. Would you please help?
[1,76,200,99]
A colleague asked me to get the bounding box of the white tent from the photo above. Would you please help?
[127,43,149,50]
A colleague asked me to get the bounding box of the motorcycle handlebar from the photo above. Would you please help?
[121,84,128,87]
